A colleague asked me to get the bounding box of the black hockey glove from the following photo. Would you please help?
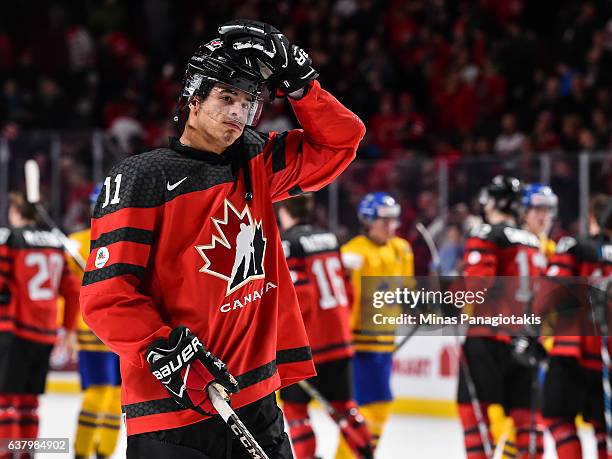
[146,326,239,416]
[218,19,318,96]
[511,335,547,367]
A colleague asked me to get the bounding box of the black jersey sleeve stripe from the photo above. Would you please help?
[276,346,312,364]
[235,360,277,389]
[91,227,154,250]
[293,279,310,287]
[271,132,289,173]
[122,397,189,419]
[123,359,279,419]
[83,264,146,286]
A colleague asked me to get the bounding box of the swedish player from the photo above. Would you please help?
[338,192,414,456]
[522,183,558,258]
[69,184,122,459]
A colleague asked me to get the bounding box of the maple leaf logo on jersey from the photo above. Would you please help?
[195,200,267,295]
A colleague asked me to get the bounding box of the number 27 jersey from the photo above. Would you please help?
[282,224,353,364]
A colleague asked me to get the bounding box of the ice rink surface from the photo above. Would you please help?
[39,394,597,458]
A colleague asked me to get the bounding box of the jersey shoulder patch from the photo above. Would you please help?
[468,223,493,240]
[0,227,11,245]
[554,236,577,254]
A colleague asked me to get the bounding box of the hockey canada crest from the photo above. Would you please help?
[195,199,267,295]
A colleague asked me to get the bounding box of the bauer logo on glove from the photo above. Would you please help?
[146,326,239,416]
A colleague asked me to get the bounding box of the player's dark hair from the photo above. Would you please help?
[8,191,38,223]
[278,194,314,221]
[175,82,215,135]
[590,194,612,231]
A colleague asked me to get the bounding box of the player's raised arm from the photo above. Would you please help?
[220,19,366,201]
[80,158,172,368]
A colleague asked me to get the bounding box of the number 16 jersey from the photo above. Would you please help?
[282,224,353,364]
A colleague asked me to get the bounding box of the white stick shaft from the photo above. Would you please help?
[208,384,234,423]
[24,159,40,204]
[208,385,270,459]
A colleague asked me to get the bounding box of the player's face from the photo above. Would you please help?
[368,217,399,244]
[193,84,252,148]
[8,204,23,228]
[525,207,553,235]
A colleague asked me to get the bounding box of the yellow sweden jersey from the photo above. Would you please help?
[341,235,414,353]
[541,236,556,260]
[68,229,109,352]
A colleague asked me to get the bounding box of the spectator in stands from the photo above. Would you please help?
[494,113,525,156]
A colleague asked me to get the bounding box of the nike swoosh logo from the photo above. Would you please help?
[167,177,188,191]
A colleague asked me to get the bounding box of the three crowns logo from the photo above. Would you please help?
[195,200,267,296]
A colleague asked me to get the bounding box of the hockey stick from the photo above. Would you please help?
[208,384,270,459]
[596,200,612,458]
[297,380,374,459]
[393,222,440,353]
[457,340,494,458]
[591,278,612,458]
[24,159,86,271]
[417,223,494,458]
[491,421,511,459]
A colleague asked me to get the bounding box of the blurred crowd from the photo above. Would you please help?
[1,0,612,273]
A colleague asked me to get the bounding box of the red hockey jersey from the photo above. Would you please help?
[463,222,548,341]
[80,80,366,435]
[0,226,80,344]
[282,224,353,364]
[544,235,612,370]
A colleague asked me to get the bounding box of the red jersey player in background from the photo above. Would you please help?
[80,20,365,459]
[0,191,80,458]
[277,195,373,459]
[459,176,548,459]
[539,194,612,459]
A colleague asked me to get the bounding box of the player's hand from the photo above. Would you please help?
[219,19,318,96]
[511,335,547,367]
[146,326,239,416]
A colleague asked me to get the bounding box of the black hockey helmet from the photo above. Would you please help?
[176,38,265,126]
[478,175,524,220]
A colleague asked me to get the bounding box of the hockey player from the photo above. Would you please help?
[460,176,547,459]
[277,195,373,459]
[80,19,365,459]
[539,194,612,459]
[68,184,121,459]
[486,183,559,458]
[0,191,80,457]
[522,184,558,258]
[339,192,414,455]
